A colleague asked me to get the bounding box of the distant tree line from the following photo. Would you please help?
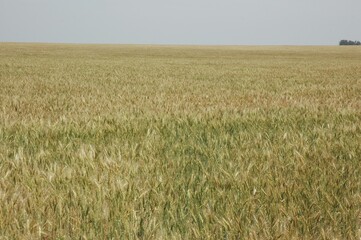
[339,40,361,45]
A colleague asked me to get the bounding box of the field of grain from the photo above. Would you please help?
[0,43,360,239]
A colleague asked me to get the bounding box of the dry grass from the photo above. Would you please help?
[0,43,360,239]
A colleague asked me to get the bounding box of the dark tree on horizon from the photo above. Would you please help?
[339,40,361,45]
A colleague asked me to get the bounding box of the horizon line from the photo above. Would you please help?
[0,41,339,47]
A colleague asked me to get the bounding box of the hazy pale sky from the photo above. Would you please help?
[1,0,360,45]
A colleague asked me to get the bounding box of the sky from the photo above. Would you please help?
[0,0,360,45]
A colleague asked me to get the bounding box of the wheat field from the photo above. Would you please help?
[0,43,360,239]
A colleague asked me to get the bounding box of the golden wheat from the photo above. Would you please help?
[0,43,360,239]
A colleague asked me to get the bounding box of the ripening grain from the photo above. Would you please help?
[0,43,360,239]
